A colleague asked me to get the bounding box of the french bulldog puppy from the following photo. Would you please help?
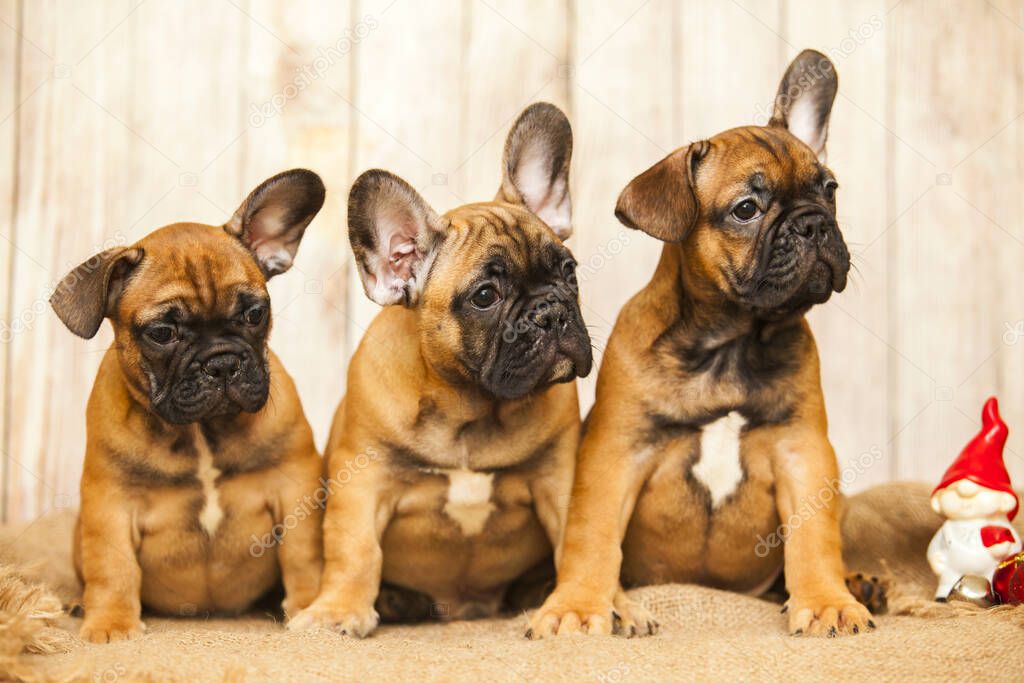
[50,170,326,642]
[289,103,593,637]
[530,50,877,638]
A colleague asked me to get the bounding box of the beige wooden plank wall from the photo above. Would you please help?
[1,0,1022,521]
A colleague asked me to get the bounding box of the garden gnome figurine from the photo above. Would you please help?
[927,397,1022,600]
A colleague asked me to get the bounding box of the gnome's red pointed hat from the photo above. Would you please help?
[933,397,1018,520]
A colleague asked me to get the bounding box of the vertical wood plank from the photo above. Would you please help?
[240,0,353,450]
[786,2,891,491]
[992,0,1024,486]
[888,0,1024,484]
[0,0,18,519]
[9,0,135,521]
[571,0,676,411]
[677,0,783,140]
[345,0,465,356]
[453,0,569,203]
[7,0,245,520]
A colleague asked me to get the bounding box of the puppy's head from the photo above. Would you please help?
[50,169,325,423]
[349,102,592,401]
[616,49,849,317]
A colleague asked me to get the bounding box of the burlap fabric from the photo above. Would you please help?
[3,482,1022,682]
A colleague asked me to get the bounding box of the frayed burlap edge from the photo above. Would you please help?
[0,563,71,682]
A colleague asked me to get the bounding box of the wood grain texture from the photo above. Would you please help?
[5,0,245,520]
[240,0,352,451]
[787,1,891,489]
[2,0,1024,519]
[7,0,131,521]
[0,0,17,520]
[677,0,782,139]
[989,0,1024,487]
[571,0,676,411]
[888,0,1024,485]
[344,0,466,356]
[455,0,569,202]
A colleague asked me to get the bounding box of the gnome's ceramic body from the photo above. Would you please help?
[928,397,1021,600]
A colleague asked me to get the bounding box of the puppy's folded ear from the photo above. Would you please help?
[225,168,326,278]
[770,49,838,163]
[348,169,447,306]
[49,247,145,339]
[496,102,573,240]
[614,140,708,242]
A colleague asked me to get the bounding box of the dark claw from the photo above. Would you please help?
[780,604,788,614]
[628,625,637,638]
[852,624,859,634]
[524,628,533,640]
[868,620,876,630]
[794,629,803,636]
[828,626,837,638]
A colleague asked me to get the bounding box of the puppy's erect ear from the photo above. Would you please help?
[348,169,447,307]
[496,102,573,240]
[49,246,145,339]
[614,140,708,243]
[225,168,326,278]
[769,49,838,163]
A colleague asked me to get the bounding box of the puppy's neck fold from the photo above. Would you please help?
[656,244,799,348]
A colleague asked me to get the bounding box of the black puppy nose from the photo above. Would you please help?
[792,214,830,242]
[203,353,241,379]
[529,304,568,330]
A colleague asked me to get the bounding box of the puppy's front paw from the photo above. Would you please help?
[79,613,146,644]
[611,590,659,638]
[287,601,380,638]
[281,588,319,619]
[844,572,888,614]
[525,588,615,639]
[785,593,873,637]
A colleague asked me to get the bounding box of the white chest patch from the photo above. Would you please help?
[194,432,224,536]
[692,411,747,508]
[443,470,495,536]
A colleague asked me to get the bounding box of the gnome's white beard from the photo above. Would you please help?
[932,486,1017,520]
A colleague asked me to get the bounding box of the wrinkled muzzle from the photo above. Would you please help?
[740,204,850,313]
[484,289,592,401]
[151,343,269,423]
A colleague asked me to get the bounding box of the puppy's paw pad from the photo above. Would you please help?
[844,573,888,614]
[80,617,146,644]
[786,596,872,637]
[287,604,380,638]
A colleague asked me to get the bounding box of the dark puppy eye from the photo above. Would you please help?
[244,305,267,326]
[731,199,760,222]
[823,179,838,201]
[145,324,176,345]
[470,285,500,309]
